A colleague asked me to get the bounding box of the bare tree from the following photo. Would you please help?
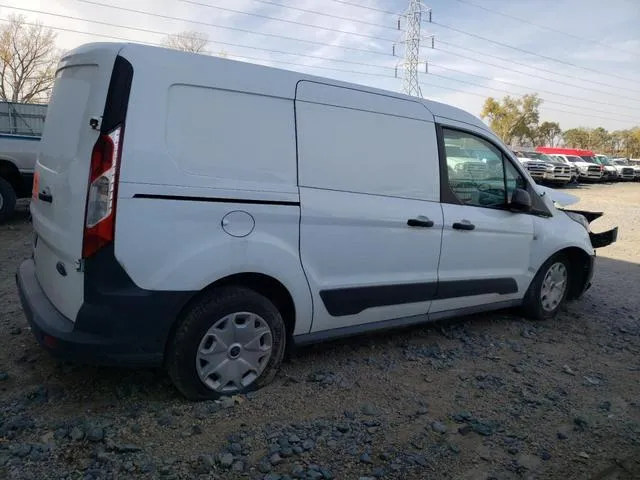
[0,14,59,104]
[163,31,209,54]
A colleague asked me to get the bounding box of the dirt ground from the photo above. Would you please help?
[0,183,639,480]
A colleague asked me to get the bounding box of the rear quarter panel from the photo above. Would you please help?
[113,46,312,335]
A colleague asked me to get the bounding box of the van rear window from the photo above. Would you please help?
[39,64,98,170]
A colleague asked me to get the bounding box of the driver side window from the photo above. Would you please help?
[442,128,524,208]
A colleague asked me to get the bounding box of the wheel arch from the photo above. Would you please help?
[164,272,297,361]
[550,246,592,300]
[0,158,22,191]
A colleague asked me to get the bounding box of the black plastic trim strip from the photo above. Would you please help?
[320,283,438,317]
[133,194,300,206]
[320,278,518,317]
[101,55,133,133]
[436,278,518,299]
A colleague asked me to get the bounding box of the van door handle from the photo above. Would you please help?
[407,217,434,228]
[38,192,53,203]
[452,221,475,231]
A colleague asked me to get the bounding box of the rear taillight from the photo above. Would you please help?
[82,125,123,258]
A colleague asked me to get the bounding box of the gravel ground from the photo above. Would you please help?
[0,183,639,480]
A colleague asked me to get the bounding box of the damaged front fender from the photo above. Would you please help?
[563,208,618,249]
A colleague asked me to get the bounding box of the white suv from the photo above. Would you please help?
[16,43,618,399]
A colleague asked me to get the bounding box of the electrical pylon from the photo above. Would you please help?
[394,0,433,98]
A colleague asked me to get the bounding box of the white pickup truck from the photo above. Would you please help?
[0,102,46,222]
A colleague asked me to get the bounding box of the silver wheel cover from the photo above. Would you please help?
[540,262,568,312]
[196,312,273,393]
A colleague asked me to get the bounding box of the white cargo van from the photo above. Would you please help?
[16,43,617,400]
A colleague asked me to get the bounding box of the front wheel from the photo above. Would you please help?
[522,254,570,320]
[166,286,286,400]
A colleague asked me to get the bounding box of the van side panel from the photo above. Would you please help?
[295,81,444,333]
[112,49,312,335]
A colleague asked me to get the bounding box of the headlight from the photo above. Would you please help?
[565,211,589,231]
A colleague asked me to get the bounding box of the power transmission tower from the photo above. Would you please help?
[393,0,433,98]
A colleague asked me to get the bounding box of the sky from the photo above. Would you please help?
[1,0,638,131]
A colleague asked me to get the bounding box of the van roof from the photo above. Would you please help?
[64,42,489,133]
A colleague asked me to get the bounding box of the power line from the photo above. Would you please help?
[179,0,398,43]
[233,0,398,32]
[324,0,639,85]
[437,39,640,97]
[9,3,632,119]
[79,0,640,97]
[428,72,639,122]
[77,0,393,58]
[436,46,640,104]
[420,76,634,125]
[451,0,638,56]
[325,0,399,16]
[0,4,398,72]
[0,16,632,127]
[429,63,640,114]
[431,20,638,84]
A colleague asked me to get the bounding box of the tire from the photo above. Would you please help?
[522,253,571,320]
[166,286,286,400]
[0,177,17,223]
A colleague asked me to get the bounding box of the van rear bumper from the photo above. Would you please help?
[16,258,186,367]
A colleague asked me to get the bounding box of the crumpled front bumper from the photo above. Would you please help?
[589,228,618,248]
[563,208,618,249]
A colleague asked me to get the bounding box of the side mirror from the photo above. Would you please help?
[510,188,532,212]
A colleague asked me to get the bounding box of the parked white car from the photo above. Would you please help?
[512,150,572,185]
[593,154,619,182]
[550,154,602,181]
[16,42,618,399]
[611,158,637,181]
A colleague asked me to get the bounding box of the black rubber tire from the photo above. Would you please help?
[522,253,571,321]
[166,286,286,400]
[0,177,17,223]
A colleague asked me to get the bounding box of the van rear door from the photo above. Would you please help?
[30,44,122,322]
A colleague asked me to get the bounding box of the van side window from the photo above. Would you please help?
[442,128,525,208]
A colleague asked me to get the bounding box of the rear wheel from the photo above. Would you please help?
[522,254,570,320]
[166,286,286,400]
[0,177,17,223]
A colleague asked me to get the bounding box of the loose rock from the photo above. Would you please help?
[431,421,447,434]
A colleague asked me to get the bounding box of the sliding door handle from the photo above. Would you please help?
[452,221,475,231]
[407,217,434,228]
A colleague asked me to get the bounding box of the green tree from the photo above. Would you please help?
[536,121,562,147]
[620,128,640,158]
[562,128,591,149]
[589,127,610,153]
[480,93,542,146]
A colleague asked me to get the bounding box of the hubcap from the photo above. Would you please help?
[196,312,273,393]
[540,262,568,312]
